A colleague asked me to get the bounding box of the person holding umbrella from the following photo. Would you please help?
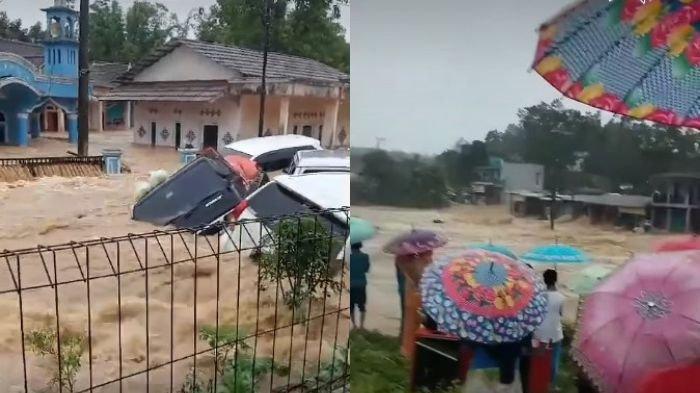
[384,229,447,357]
[421,249,548,392]
[350,242,370,329]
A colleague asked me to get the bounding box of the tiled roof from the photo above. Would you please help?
[119,39,348,84]
[0,38,43,67]
[101,80,228,102]
[90,62,129,87]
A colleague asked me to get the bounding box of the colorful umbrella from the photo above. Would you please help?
[468,242,519,260]
[534,0,700,128]
[383,229,447,256]
[572,251,700,393]
[350,217,376,245]
[522,244,590,264]
[421,249,548,344]
[654,235,700,252]
[570,265,613,295]
[224,155,260,182]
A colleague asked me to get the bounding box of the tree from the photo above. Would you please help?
[0,11,34,42]
[89,0,126,62]
[198,0,350,72]
[123,1,178,63]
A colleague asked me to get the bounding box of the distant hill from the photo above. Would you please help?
[351,147,435,174]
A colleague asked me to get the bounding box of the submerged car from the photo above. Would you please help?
[219,172,350,258]
[132,155,247,231]
[223,134,322,172]
[284,149,350,175]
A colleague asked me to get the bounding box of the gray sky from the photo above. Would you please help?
[351,0,606,154]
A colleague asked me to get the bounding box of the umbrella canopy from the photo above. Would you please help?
[573,251,700,393]
[224,155,260,182]
[350,217,376,245]
[522,244,590,264]
[383,229,447,256]
[570,265,613,295]
[469,242,519,260]
[534,0,700,128]
[655,235,700,252]
[421,249,548,344]
[638,362,700,393]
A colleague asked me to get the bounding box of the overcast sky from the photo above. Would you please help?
[351,0,606,154]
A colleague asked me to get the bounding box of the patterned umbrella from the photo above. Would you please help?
[469,242,519,260]
[350,217,376,245]
[654,235,700,252]
[573,251,700,393]
[383,229,447,256]
[421,250,548,344]
[522,244,590,265]
[534,0,700,128]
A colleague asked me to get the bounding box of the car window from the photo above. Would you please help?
[301,168,350,174]
[255,146,318,171]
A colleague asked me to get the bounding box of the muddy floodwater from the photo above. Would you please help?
[0,132,347,392]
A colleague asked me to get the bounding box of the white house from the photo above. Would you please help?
[101,39,350,150]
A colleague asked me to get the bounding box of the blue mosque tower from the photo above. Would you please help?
[0,0,82,146]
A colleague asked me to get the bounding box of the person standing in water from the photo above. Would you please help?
[534,269,566,387]
[350,242,370,329]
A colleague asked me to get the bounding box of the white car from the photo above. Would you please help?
[219,172,350,257]
[284,149,350,175]
[223,134,322,172]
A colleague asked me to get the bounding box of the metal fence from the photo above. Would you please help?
[0,209,350,393]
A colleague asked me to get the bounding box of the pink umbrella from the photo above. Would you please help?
[573,251,700,393]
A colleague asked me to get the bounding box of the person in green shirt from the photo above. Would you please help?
[350,242,370,329]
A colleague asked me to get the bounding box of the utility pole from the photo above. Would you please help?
[257,0,271,137]
[78,0,89,155]
[375,137,386,149]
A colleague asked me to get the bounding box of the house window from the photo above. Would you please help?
[536,172,541,186]
[57,49,61,64]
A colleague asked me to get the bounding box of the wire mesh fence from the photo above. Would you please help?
[0,209,350,393]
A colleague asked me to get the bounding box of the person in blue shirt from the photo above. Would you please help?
[350,242,371,329]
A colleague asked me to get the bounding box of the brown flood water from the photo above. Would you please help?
[0,132,348,392]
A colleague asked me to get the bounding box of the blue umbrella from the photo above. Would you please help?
[350,217,376,245]
[522,244,589,265]
[469,242,518,260]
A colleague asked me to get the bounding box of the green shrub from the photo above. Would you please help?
[26,328,87,392]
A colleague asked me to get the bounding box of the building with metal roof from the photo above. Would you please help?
[102,39,349,150]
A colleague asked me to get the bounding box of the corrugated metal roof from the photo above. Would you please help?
[0,38,43,67]
[100,80,228,102]
[572,194,651,208]
[118,39,348,84]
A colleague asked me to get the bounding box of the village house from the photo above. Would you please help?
[650,173,700,233]
[101,39,350,150]
[0,0,125,145]
[472,158,545,204]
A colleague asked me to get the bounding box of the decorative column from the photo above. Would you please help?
[16,112,30,147]
[125,101,132,130]
[58,110,66,132]
[31,113,41,139]
[323,99,340,148]
[279,97,290,134]
[67,112,78,144]
[98,101,104,132]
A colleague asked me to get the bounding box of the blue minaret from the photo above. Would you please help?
[41,0,79,78]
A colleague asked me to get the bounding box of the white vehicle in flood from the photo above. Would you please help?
[223,134,322,172]
[284,149,350,175]
[219,172,350,260]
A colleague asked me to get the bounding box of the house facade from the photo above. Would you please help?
[0,0,82,146]
[102,40,350,150]
[473,158,545,204]
[650,173,700,233]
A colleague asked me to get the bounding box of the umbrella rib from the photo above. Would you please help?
[577,309,638,347]
[614,320,646,391]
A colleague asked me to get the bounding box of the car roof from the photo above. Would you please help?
[296,149,350,168]
[224,135,322,158]
[275,173,350,212]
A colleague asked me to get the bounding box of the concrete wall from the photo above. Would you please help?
[131,93,350,150]
[501,162,545,192]
[132,96,242,150]
[134,46,237,82]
